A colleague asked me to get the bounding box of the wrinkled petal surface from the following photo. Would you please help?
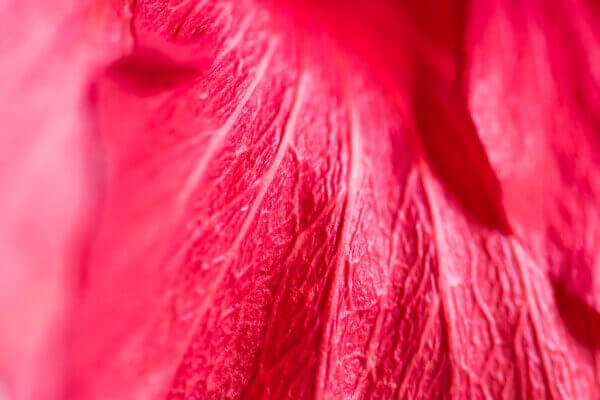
[1,0,599,399]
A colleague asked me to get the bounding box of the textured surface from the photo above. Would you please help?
[2,0,600,399]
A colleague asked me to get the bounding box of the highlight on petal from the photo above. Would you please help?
[1,1,599,399]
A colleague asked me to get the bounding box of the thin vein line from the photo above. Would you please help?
[169,66,307,398]
[315,54,364,400]
[178,39,277,205]
[419,165,460,398]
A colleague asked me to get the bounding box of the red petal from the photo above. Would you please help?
[3,1,600,399]
[468,0,600,314]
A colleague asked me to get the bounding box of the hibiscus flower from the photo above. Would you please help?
[1,1,599,399]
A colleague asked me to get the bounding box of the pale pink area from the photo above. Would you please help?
[0,1,116,398]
